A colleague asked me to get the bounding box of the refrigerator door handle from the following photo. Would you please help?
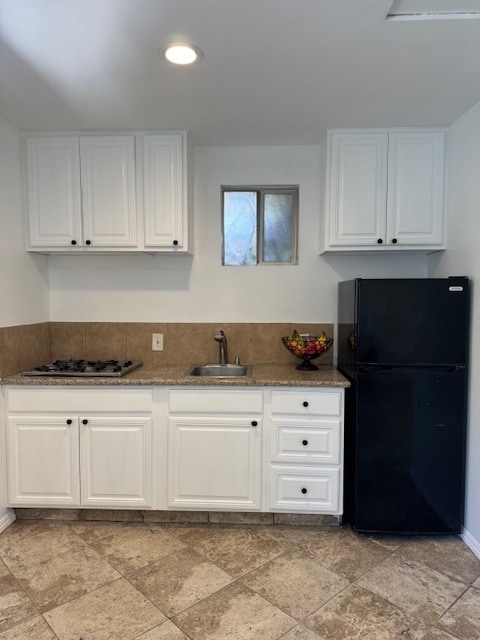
[359,364,461,373]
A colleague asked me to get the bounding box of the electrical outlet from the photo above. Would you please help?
[152,333,163,351]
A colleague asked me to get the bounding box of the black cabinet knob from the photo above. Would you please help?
[392,238,398,244]
[173,240,178,246]
[377,238,383,244]
[85,240,91,246]
[82,419,88,425]
[301,487,307,494]
[251,420,258,427]
[66,419,72,425]
[71,240,77,245]
[303,401,309,407]
[302,439,308,446]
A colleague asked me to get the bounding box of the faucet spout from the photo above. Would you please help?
[214,330,228,365]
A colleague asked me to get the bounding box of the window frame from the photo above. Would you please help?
[221,185,299,266]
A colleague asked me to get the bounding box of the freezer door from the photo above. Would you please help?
[356,278,469,366]
[353,367,467,534]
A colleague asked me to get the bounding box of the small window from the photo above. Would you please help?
[222,186,298,266]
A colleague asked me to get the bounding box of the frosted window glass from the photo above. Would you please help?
[223,191,257,265]
[263,193,294,262]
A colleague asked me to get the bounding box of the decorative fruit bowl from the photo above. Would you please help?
[282,331,333,371]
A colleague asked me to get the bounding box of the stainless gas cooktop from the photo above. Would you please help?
[22,359,143,377]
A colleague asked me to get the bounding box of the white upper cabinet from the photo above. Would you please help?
[80,136,137,248]
[26,137,83,248]
[143,133,190,253]
[323,129,446,252]
[25,131,191,254]
[26,135,137,251]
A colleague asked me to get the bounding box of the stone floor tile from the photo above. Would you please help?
[0,574,38,634]
[397,535,480,584]
[0,615,58,639]
[44,578,166,640]
[208,511,274,525]
[90,525,187,574]
[159,524,220,545]
[129,548,234,617]
[77,508,143,522]
[474,575,480,588]
[438,586,480,639]
[14,546,120,612]
[281,525,393,581]
[136,619,194,639]
[241,548,349,620]
[191,526,289,578]
[142,510,209,524]
[0,523,87,574]
[15,508,79,522]
[273,513,340,527]
[281,625,324,640]
[357,554,467,624]
[0,561,9,578]
[71,521,129,543]
[304,583,421,639]
[397,624,462,639]
[172,581,296,640]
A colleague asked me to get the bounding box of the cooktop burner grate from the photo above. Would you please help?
[22,359,143,377]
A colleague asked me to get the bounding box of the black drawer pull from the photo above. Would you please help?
[303,401,309,407]
[82,419,88,425]
[251,421,258,427]
[302,439,308,446]
[66,419,72,425]
[301,487,307,494]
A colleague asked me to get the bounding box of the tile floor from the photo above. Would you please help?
[0,519,479,640]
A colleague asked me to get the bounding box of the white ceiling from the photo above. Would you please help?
[1,0,480,145]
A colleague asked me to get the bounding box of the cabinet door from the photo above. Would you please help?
[327,132,388,246]
[80,136,137,247]
[80,416,152,507]
[143,134,188,251]
[168,417,261,510]
[26,137,82,248]
[7,416,80,506]
[387,132,445,246]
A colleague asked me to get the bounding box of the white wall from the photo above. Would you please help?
[0,115,47,529]
[0,115,49,327]
[430,102,480,556]
[49,145,428,322]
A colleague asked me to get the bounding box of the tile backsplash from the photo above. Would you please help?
[0,322,334,377]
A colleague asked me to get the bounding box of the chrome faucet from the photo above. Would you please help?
[214,330,228,365]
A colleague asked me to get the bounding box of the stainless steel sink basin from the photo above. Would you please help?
[186,363,250,377]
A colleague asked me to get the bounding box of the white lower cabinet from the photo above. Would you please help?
[167,389,263,510]
[6,388,153,508]
[4,384,344,516]
[7,415,80,506]
[267,388,344,514]
[270,467,340,512]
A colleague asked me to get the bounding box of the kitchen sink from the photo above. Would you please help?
[185,363,251,377]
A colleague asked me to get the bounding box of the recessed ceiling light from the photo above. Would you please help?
[160,42,203,65]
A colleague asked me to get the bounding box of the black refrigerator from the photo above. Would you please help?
[338,277,470,534]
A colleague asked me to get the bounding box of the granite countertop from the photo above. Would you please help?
[2,364,350,388]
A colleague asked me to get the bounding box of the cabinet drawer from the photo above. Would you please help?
[270,389,342,416]
[6,387,153,413]
[169,389,263,414]
[271,419,341,464]
[269,467,340,513]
